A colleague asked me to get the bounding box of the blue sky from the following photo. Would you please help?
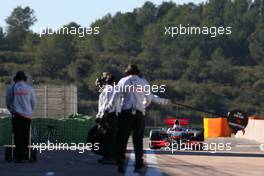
[0,0,204,31]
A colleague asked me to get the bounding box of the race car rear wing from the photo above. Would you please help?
[164,118,189,126]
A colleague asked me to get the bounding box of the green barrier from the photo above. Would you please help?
[32,118,59,143]
[0,115,95,145]
[0,117,12,145]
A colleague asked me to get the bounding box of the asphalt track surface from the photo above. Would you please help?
[0,137,264,176]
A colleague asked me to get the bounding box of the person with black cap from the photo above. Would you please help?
[106,64,171,173]
[96,74,119,164]
[5,71,37,162]
[95,72,111,91]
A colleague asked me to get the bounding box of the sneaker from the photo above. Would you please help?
[134,164,146,173]
[117,160,125,173]
[118,164,125,173]
[14,159,23,163]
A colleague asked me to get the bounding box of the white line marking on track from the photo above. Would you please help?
[125,147,162,176]
[45,172,55,176]
[125,152,138,176]
[145,150,162,176]
[236,144,260,147]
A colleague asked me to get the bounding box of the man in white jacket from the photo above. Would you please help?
[96,74,119,164]
[106,64,171,173]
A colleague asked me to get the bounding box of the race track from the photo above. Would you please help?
[0,137,263,176]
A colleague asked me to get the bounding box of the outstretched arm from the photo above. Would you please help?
[142,79,171,107]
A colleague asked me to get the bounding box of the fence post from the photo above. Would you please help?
[63,86,66,118]
[74,86,77,114]
[44,85,48,118]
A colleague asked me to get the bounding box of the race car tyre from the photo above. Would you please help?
[149,144,161,150]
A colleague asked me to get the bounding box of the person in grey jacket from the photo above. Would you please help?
[5,71,37,162]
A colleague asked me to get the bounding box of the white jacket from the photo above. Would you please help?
[107,75,167,115]
[96,85,120,119]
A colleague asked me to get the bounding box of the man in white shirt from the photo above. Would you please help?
[106,64,171,173]
[96,74,119,164]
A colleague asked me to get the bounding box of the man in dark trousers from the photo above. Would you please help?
[96,74,119,164]
[106,64,170,173]
[6,71,37,162]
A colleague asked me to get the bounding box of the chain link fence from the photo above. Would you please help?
[0,84,77,118]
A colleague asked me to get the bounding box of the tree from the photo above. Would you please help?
[0,27,4,39]
[36,34,76,79]
[135,2,157,25]
[102,13,141,56]
[68,59,92,84]
[202,48,235,84]
[202,0,227,25]
[183,47,206,82]
[249,23,264,65]
[0,1,264,116]
[5,6,37,50]
[22,32,40,51]
[157,1,175,18]
[0,26,5,50]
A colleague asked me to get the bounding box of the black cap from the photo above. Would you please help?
[124,64,140,76]
[13,71,27,82]
[105,74,117,85]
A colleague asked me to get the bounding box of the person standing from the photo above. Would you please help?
[106,64,171,173]
[96,74,119,164]
[95,72,111,90]
[6,71,37,162]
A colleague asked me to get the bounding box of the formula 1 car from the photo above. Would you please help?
[149,118,204,150]
[149,129,169,149]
